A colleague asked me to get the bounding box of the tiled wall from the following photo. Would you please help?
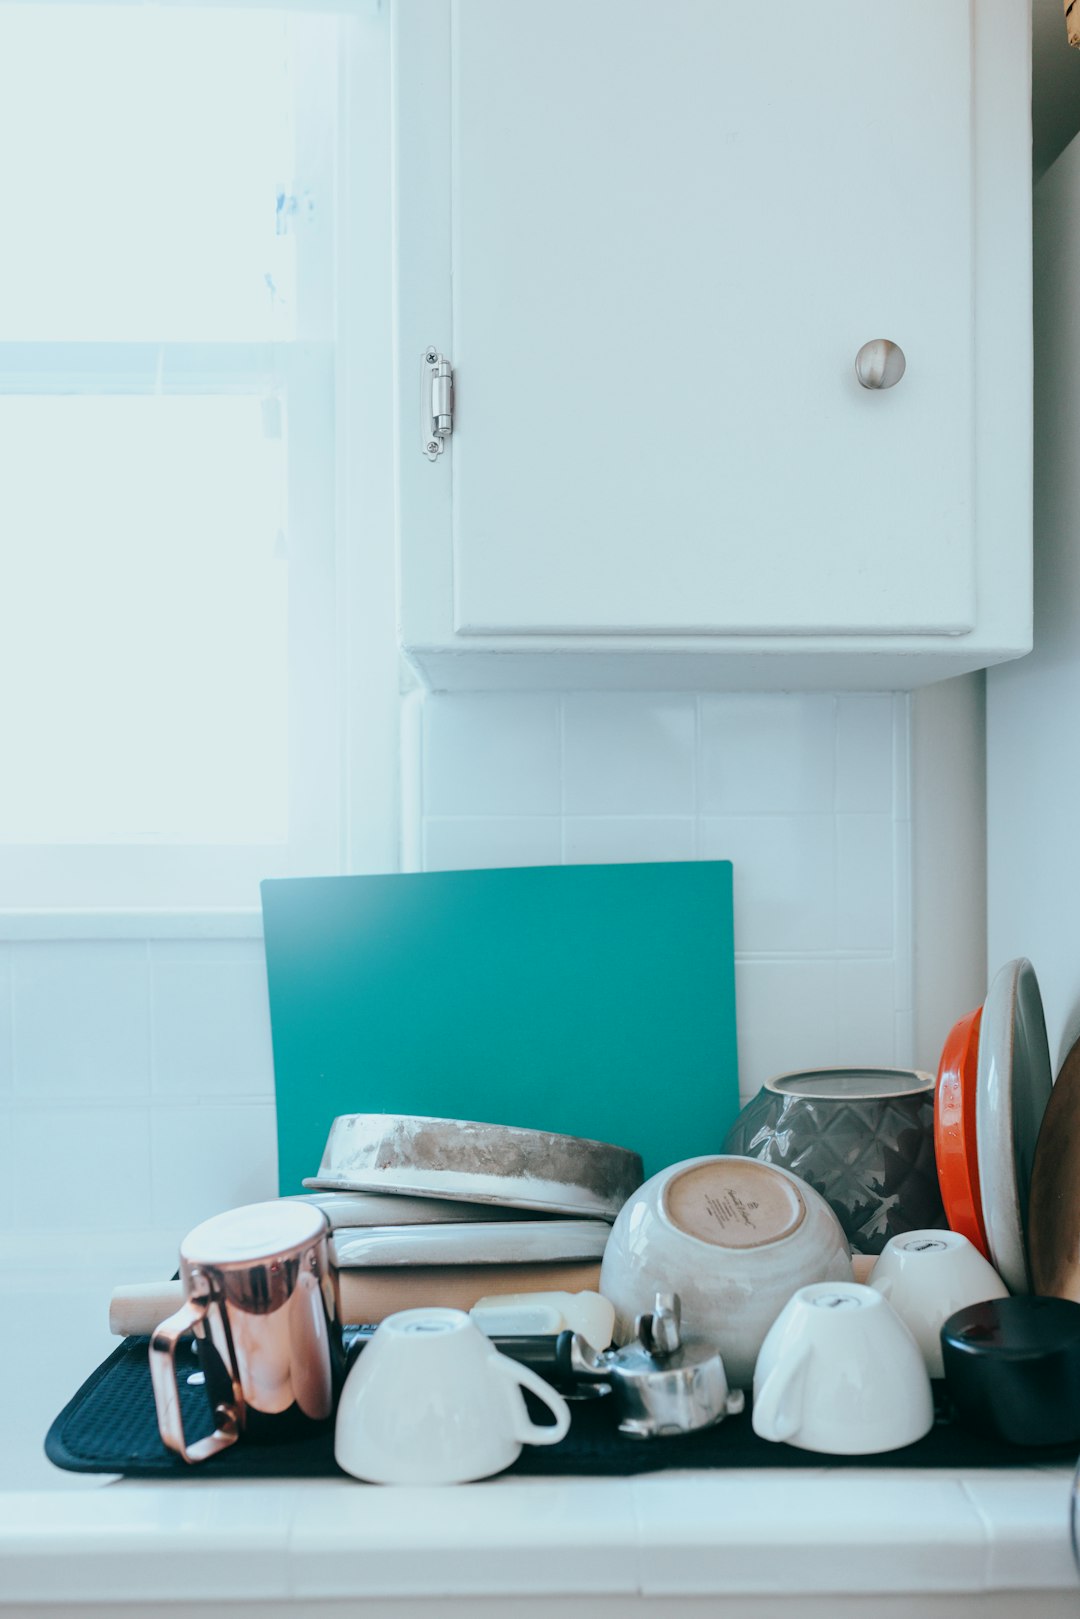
[412,691,913,1108]
[0,688,913,1242]
[0,940,278,1241]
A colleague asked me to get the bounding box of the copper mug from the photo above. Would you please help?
[150,1200,342,1463]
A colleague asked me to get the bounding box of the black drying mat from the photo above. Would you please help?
[45,1334,1079,1478]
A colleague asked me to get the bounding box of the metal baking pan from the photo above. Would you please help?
[303,1113,644,1221]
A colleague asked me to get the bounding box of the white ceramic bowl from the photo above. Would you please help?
[599,1155,852,1388]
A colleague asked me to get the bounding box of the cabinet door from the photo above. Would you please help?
[421,0,975,640]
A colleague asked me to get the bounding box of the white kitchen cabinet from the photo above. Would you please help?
[394,0,1031,691]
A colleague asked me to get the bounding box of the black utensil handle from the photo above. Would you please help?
[342,1325,579,1387]
[491,1332,578,1388]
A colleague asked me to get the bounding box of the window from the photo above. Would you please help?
[0,2,388,914]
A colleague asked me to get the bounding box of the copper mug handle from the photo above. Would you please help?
[149,1268,242,1463]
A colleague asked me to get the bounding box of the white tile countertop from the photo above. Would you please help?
[2,1236,1078,1618]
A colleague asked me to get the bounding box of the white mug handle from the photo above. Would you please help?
[752,1345,810,1444]
[495,1355,572,1447]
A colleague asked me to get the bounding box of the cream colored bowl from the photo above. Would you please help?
[599,1155,852,1388]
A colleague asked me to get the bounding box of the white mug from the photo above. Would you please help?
[334,1306,571,1484]
[752,1281,933,1455]
[869,1228,1008,1379]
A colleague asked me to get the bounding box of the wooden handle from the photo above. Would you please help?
[110,1261,603,1336]
[110,1281,185,1336]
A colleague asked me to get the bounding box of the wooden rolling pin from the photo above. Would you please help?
[112,1256,871,1335]
[108,1261,603,1336]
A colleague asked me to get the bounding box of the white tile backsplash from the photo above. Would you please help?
[13,1105,152,1231]
[149,1102,278,1235]
[699,694,835,815]
[836,814,896,952]
[836,695,895,813]
[562,694,696,815]
[699,814,837,954]
[423,693,561,815]
[834,957,901,1069]
[0,686,912,1238]
[424,816,563,872]
[0,1109,13,1231]
[733,958,839,1102]
[0,946,12,1095]
[562,817,696,865]
[150,949,275,1099]
[12,942,150,1099]
[0,938,278,1239]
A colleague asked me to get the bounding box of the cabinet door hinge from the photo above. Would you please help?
[421,349,453,460]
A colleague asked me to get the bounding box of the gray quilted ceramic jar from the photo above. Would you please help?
[723,1068,944,1255]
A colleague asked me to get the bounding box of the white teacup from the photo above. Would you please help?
[752,1281,933,1455]
[869,1228,1009,1378]
[334,1306,571,1484]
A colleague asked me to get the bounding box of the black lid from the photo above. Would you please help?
[942,1295,1080,1359]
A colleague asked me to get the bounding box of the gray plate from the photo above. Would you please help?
[976,958,1053,1294]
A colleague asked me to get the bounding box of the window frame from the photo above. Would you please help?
[0,0,398,932]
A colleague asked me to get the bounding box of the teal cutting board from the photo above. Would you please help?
[261,861,738,1193]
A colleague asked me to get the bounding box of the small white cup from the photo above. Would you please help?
[752,1282,933,1455]
[334,1306,571,1484]
[869,1228,1009,1378]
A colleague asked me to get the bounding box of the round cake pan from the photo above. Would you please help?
[303,1113,644,1221]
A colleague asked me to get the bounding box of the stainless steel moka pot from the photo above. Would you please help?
[149,1200,342,1463]
[565,1292,745,1437]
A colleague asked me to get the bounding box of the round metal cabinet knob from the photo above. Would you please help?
[855,339,906,390]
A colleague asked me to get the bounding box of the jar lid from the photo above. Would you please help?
[766,1067,935,1102]
[943,1295,1080,1358]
